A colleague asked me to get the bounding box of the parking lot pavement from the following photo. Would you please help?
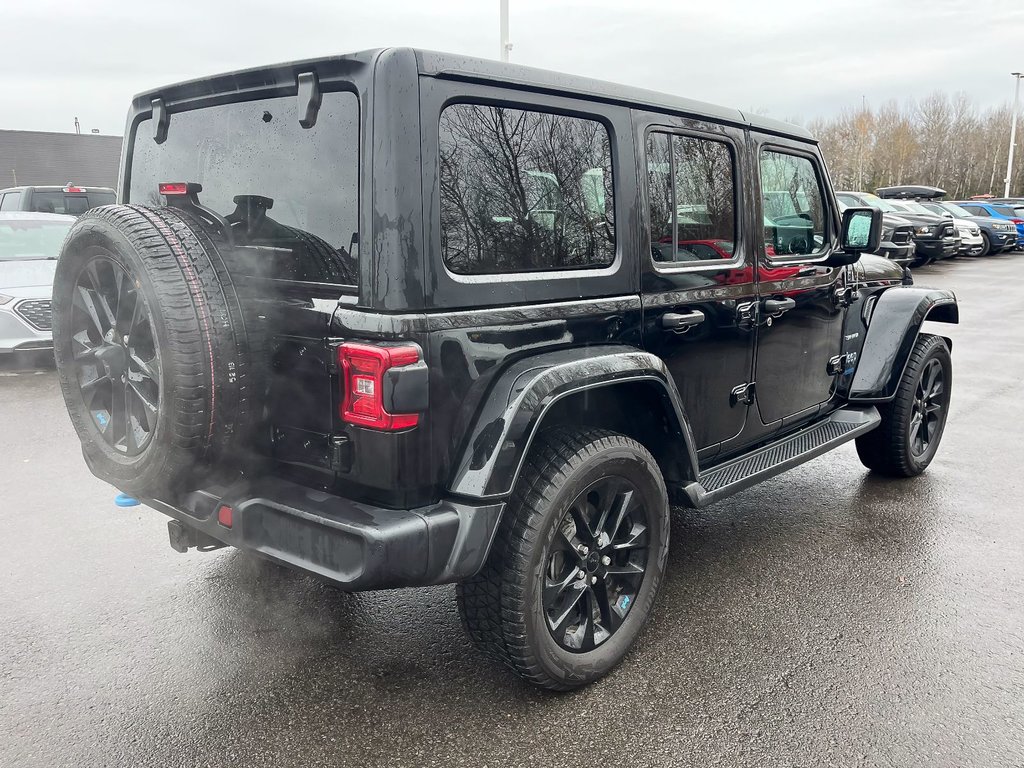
[2,254,1023,768]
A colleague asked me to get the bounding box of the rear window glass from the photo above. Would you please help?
[128,91,359,286]
[439,103,615,275]
[30,191,115,215]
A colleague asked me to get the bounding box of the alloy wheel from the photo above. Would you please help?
[543,477,650,652]
[909,358,944,458]
[70,256,160,456]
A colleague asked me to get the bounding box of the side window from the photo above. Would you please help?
[760,150,827,258]
[646,131,737,266]
[439,103,615,275]
[0,192,21,211]
[962,205,987,217]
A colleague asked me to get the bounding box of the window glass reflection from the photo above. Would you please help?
[760,151,826,257]
[439,104,615,275]
[646,132,736,266]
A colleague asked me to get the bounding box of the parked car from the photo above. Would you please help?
[951,200,1024,249]
[835,194,915,266]
[838,190,957,266]
[0,212,74,354]
[0,185,116,216]
[50,48,957,690]
[886,199,983,256]
[918,200,1017,255]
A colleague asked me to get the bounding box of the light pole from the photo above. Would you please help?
[1004,72,1022,198]
[499,0,511,62]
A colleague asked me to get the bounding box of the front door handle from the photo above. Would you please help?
[762,297,796,315]
[662,310,706,332]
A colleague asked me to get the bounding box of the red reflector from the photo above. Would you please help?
[339,343,420,431]
[158,182,189,196]
[217,505,233,528]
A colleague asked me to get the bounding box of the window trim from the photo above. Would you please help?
[437,97,621,283]
[756,143,835,266]
[642,125,745,275]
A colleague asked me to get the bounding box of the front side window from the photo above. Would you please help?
[439,103,615,275]
[760,151,827,258]
[129,91,359,285]
[646,131,736,265]
[961,204,987,217]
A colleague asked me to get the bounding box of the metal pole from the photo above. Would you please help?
[500,0,510,62]
[1004,72,1022,198]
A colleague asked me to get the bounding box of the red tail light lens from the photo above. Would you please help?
[217,505,233,528]
[63,185,84,193]
[338,343,420,430]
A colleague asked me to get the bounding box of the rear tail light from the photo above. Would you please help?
[63,185,84,193]
[1010,218,1024,225]
[217,505,233,528]
[338,343,421,430]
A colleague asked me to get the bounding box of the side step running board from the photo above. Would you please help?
[680,406,881,509]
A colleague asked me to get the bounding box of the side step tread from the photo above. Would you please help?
[681,406,880,508]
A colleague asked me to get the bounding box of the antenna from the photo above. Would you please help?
[74,116,80,135]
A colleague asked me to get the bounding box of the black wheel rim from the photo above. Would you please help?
[543,477,650,653]
[70,256,160,456]
[910,358,944,458]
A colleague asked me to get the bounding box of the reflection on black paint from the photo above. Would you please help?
[439,104,615,275]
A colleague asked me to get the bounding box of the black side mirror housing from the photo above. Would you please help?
[826,207,882,266]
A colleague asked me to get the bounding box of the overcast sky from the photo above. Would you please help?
[1,0,1022,136]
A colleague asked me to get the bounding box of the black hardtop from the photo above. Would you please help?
[128,47,813,141]
[0,185,114,193]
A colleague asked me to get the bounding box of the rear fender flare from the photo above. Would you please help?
[848,287,958,402]
[448,345,699,499]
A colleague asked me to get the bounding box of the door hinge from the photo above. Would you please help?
[730,382,755,406]
[736,301,758,330]
[833,286,855,308]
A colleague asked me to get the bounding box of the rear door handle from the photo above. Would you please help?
[662,310,705,332]
[762,297,796,314]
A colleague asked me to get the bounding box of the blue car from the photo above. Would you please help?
[953,201,1024,249]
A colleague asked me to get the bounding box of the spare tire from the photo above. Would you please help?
[53,204,256,498]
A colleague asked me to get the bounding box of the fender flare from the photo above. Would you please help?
[848,286,958,402]
[448,345,700,499]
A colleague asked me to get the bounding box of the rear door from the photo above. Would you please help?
[752,136,846,428]
[637,112,756,460]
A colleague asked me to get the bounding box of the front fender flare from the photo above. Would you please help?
[848,286,958,402]
[448,345,699,499]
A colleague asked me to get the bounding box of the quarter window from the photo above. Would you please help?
[439,103,615,275]
[0,192,21,211]
[759,151,827,257]
[646,132,736,265]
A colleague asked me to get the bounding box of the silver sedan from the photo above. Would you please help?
[0,212,75,354]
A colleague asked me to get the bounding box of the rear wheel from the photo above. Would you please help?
[456,428,670,690]
[855,333,951,477]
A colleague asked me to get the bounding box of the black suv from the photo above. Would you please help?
[51,49,958,690]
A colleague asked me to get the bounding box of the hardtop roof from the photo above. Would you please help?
[132,47,814,142]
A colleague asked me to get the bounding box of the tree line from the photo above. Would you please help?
[807,93,1024,198]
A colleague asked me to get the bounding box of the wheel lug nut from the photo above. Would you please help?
[601,556,611,566]
[578,545,589,555]
[590,576,597,585]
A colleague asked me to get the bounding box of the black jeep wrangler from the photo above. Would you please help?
[52,49,957,690]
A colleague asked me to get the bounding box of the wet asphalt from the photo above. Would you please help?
[2,254,1023,768]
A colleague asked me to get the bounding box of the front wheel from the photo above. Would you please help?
[978,233,992,257]
[856,333,951,477]
[456,428,670,690]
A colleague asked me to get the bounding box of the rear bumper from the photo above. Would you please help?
[147,477,504,591]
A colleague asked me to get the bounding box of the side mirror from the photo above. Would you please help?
[840,207,882,253]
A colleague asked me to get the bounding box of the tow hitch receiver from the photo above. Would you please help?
[167,520,225,553]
